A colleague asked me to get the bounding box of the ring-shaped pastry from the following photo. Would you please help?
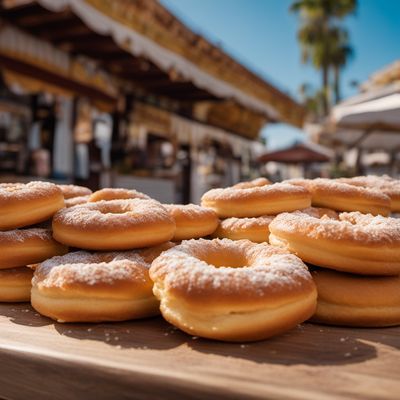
[0,181,64,230]
[150,238,317,342]
[269,211,400,275]
[212,215,275,243]
[286,178,391,216]
[163,204,219,241]
[338,175,400,213]
[0,228,68,269]
[0,267,33,302]
[201,183,311,218]
[89,188,150,202]
[58,184,92,199]
[52,199,175,250]
[31,243,174,322]
[311,268,400,327]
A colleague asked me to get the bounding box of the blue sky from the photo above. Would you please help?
[161,0,400,149]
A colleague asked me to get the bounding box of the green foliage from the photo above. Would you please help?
[291,0,357,115]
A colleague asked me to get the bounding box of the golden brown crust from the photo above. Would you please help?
[0,267,33,302]
[212,215,274,243]
[0,181,64,230]
[163,204,219,241]
[58,184,92,199]
[31,246,173,322]
[269,211,400,275]
[52,199,176,250]
[286,178,391,216]
[201,183,311,218]
[337,175,400,212]
[89,188,150,202]
[0,228,68,269]
[311,269,400,327]
[150,238,317,341]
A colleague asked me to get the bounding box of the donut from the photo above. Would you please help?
[89,188,150,202]
[300,206,339,219]
[286,178,391,216]
[0,228,68,269]
[58,184,92,199]
[52,199,176,250]
[31,243,174,322]
[0,181,64,230]
[232,177,271,189]
[269,210,400,275]
[0,267,33,302]
[163,204,219,241]
[311,268,400,327]
[212,215,275,243]
[65,195,90,208]
[150,238,317,342]
[337,175,400,213]
[201,183,311,218]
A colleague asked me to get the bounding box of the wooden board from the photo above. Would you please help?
[0,303,399,400]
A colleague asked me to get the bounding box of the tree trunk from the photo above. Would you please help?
[334,66,340,104]
[322,65,329,115]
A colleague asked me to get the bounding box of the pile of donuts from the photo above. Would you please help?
[0,174,399,343]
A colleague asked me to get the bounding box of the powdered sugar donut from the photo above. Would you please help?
[338,175,400,213]
[31,243,174,323]
[0,181,64,230]
[232,177,271,189]
[150,238,317,342]
[0,228,68,269]
[0,267,33,302]
[65,195,90,208]
[58,184,92,199]
[89,188,150,202]
[212,215,275,243]
[286,178,391,216]
[163,204,219,241]
[52,199,176,250]
[201,183,311,218]
[311,268,400,327]
[269,211,400,275]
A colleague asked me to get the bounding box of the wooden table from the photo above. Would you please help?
[0,303,399,400]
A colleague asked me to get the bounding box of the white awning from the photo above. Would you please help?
[332,93,400,131]
[30,0,280,120]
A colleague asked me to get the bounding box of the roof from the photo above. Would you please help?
[0,0,305,127]
[258,142,332,164]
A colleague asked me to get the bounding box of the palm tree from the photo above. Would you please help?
[290,0,357,114]
[330,28,354,103]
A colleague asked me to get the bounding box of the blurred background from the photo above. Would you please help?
[0,0,399,203]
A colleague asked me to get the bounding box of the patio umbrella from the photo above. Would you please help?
[258,142,332,164]
[332,93,400,132]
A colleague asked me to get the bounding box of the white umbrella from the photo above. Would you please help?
[332,93,400,131]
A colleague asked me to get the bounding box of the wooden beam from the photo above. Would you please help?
[11,9,74,28]
[0,53,116,106]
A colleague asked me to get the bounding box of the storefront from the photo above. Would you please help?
[0,0,304,202]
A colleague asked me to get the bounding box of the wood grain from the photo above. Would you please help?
[0,303,399,399]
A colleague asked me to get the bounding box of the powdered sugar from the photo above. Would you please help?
[164,204,217,221]
[201,182,308,202]
[33,250,149,288]
[218,215,275,231]
[0,181,61,203]
[270,210,400,245]
[58,184,92,199]
[0,228,52,243]
[89,188,150,202]
[53,199,173,229]
[150,238,313,298]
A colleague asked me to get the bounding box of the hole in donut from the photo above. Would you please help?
[202,253,248,269]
